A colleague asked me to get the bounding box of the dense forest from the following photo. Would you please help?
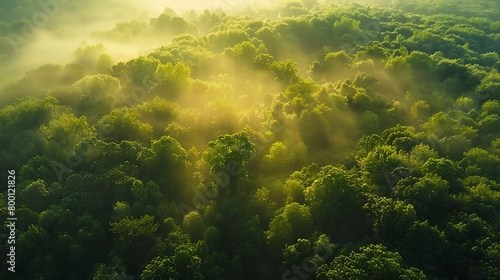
[1,0,500,279]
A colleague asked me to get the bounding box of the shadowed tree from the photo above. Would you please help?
[137,136,189,196]
[110,215,159,275]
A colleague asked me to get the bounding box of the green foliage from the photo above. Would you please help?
[41,113,95,147]
[397,221,449,276]
[75,74,120,119]
[410,100,431,122]
[266,202,313,250]
[394,174,450,219]
[361,144,403,189]
[110,215,159,274]
[0,96,55,149]
[316,244,426,280]
[20,179,49,212]
[262,141,295,173]
[182,211,206,241]
[137,136,188,193]
[202,132,255,182]
[74,44,111,73]
[304,166,369,238]
[141,246,203,280]
[127,56,159,85]
[271,59,299,83]
[2,1,500,279]
[97,108,153,143]
[155,62,191,98]
[364,195,417,243]
[461,148,500,180]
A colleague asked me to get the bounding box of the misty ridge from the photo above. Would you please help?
[1,0,500,279]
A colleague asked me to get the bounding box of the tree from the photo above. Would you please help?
[282,238,314,274]
[73,43,109,72]
[271,59,299,83]
[137,136,188,193]
[311,51,351,78]
[97,108,153,143]
[360,110,379,133]
[281,1,308,17]
[250,187,278,225]
[141,246,203,280]
[67,214,107,275]
[356,134,383,160]
[131,180,164,206]
[231,41,258,64]
[256,26,279,55]
[0,96,55,150]
[477,70,500,100]
[40,113,95,147]
[20,155,62,183]
[421,157,462,192]
[304,166,369,240]
[364,195,417,243]
[316,244,426,280]
[92,264,123,280]
[262,141,295,173]
[38,205,78,236]
[136,96,179,134]
[130,56,160,86]
[202,132,255,189]
[150,13,197,35]
[478,113,500,136]
[410,100,431,122]
[16,207,39,231]
[333,17,360,36]
[17,225,52,278]
[110,215,159,275]
[269,202,313,246]
[265,215,293,258]
[3,2,500,279]
[97,54,114,74]
[282,233,334,277]
[202,226,222,251]
[182,211,206,242]
[155,62,191,98]
[393,174,450,221]
[436,59,480,93]
[61,63,86,84]
[397,221,449,277]
[75,74,120,119]
[406,51,436,79]
[467,243,500,280]
[360,144,405,192]
[299,109,332,150]
[444,212,497,278]
[480,100,500,116]
[20,179,49,212]
[461,148,500,180]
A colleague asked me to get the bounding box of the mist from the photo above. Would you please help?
[2,0,500,279]
[1,0,156,86]
[0,0,396,89]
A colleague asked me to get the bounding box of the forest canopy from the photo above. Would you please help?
[1,0,500,279]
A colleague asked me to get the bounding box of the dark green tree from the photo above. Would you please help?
[202,132,255,189]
